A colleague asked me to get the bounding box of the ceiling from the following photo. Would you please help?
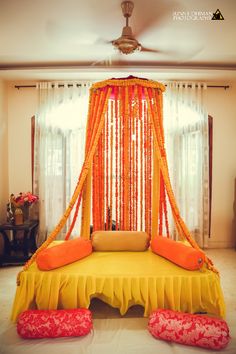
[1,0,236,82]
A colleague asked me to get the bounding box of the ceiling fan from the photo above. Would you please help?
[111,0,160,55]
[91,0,204,67]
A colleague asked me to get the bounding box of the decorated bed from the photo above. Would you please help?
[11,244,225,322]
[11,76,225,322]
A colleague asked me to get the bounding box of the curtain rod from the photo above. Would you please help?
[15,84,84,89]
[14,84,230,90]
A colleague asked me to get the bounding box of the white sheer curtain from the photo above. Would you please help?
[34,82,91,245]
[164,82,209,248]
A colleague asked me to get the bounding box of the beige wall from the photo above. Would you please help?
[3,80,236,247]
[7,83,37,195]
[0,80,8,223]
[205,84,236,248]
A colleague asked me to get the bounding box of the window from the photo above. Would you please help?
[33,91,89,242]
[164,97,211,245]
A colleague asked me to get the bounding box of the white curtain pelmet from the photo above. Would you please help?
[164,82,209,248]
[34,82,91,245]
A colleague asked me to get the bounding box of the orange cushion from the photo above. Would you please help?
[150,236,205,270]
[92,231,149,251]
[36,238,92,271]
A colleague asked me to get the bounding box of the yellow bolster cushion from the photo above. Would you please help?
[151,236,206,270]
[92,231,149,251]
[36,238,92,270]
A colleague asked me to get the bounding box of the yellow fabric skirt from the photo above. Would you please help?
[11,248,226,322]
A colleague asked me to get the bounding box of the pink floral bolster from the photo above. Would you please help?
[17,309,93,339]
[148,309,230,350]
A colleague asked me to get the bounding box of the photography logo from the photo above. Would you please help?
[212,9,224,20]
[173,8,224,21]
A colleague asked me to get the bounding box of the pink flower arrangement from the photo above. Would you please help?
[12,192,39,206]
[7,192,39,224]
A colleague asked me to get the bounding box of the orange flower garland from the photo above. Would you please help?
[16,86,112,284]
[114,87,119,230]
[138,86,144,230]
[17,76,219,284]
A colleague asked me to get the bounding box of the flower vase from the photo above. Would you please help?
[14,208,24,225]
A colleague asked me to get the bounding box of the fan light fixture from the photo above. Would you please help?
[112,1,141,54]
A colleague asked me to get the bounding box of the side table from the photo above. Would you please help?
[0,220,39,266]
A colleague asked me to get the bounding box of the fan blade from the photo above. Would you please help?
[140,46,161,53]
[91,55,113,67]
[132,0,176,38]
[95,38,113,45]
[90,52,123,67]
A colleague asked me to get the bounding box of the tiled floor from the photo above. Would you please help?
[0,249,235,354]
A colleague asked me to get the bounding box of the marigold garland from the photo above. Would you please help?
[109,100,114,229]
[123,86,129,230]
[114,87,119,230]
[16,86,112,285]
[134,85,139,230]
[17,77,219,284]
[105,105,109,229]
[130,85,134,229]
[145,87,218,274]
[91,77,165,92]
[138,86,144,230]
[119,86,123,230]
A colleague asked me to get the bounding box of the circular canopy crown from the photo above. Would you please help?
[91,76,166,92]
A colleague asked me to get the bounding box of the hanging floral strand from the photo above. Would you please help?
[163,185,170,237]
[123,86,130,230]
[147,97,152,236]
[148,91,153,236]
[109,99,114,229]
[105,102,109,229]
[18,86,112,284]
[129,85,134,230]
[138,86,144,230]
[158,173,164,235]
[114,87,119,230]
[119,86,124,230]
[134,85,139,230]
[92,150,98,230]
[144,99,149,234]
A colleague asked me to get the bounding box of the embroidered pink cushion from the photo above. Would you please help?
[17,309,93,339]
[148,309,230,350]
